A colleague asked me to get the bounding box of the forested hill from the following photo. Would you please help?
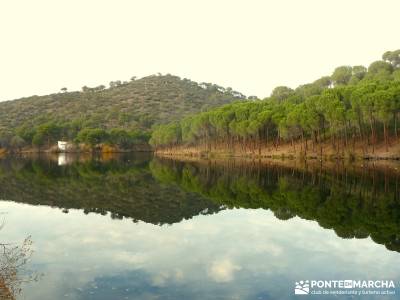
[0,74,245,150]
[150,49,400,158]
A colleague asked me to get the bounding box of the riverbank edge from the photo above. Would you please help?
[153,139,400,161]
[154,151,400,178]
[0,144,152,156]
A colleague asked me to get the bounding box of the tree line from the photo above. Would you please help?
[0,121,150,151]
[150,50,400,156]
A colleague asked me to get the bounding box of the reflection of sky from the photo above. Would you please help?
[0,201,399,300]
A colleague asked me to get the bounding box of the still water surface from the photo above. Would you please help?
[0,154,399,299]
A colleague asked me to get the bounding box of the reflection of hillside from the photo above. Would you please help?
[0,155,221,225]
[2,154,400,252]
[150,158,400,252]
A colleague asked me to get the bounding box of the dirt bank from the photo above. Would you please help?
[154,139,400,161]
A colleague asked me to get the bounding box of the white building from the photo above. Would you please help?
[58,141,68,152]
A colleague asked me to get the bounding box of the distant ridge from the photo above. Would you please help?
[0,74,245,137]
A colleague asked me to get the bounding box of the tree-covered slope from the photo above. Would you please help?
[150,50,400,157]
[0,74,245,149]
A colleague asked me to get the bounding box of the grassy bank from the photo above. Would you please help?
[154,138,400,161]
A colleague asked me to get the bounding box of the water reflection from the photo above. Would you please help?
[3,154,399,252]
[0,154,399,299]
[0,153,221,225]
[150,158,400,253]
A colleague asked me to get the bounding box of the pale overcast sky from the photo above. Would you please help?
[0,0,399,101]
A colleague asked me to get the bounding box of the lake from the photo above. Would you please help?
[0,154,399,299]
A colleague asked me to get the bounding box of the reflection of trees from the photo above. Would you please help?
[0,156,221,225]
[150,158,400,253]
[2,154,400,253]
[0,236,39,299]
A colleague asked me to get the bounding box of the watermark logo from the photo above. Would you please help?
[294,279,396,296]
[295,280,310,295]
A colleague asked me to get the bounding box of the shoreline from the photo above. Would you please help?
[153,139,400,161]
[0,144,152,156]
[153,152,400,178]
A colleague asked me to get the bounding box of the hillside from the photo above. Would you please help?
[0,74,245,151]
[151,49,400,159]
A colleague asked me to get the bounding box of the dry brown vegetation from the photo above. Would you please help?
[155,137,400,160]
[0,236,39,300]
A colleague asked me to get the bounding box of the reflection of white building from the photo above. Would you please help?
[58,153,73,166]
[58,153,67,166]
[58,141,68,152]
